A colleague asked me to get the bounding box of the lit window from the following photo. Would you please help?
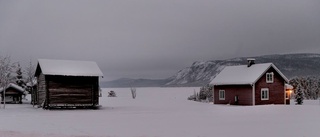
[261,88,269,100]
[219,90,225,100]
[266,72,274,83]
[286,91,291,99]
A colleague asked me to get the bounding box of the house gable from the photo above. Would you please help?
[252,64,289,85]
[254,66,286,105]
[35,63,42,77]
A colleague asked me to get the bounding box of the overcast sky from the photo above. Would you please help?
[1,0,320,81]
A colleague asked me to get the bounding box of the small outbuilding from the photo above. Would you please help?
[34,59,103,109]
[0,83,26,104]
[210,59,290,105]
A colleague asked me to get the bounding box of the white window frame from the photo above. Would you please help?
[266,72,274,83]
[261,88,269,100]
[219,90,225,100]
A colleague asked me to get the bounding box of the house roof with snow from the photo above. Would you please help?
[35,59,104,77]
[210,63,289,86]
[0,83,25,93]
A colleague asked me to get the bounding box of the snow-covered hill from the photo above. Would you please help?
[102,53,320,87]
[165,53,320,86]
[165,60,241,86]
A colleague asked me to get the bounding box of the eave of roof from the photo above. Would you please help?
[35,59,104,77]
[0,83,25,93]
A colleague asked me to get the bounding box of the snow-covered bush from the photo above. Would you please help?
[108,91,116,97]
[188,85,213,102]
[187,91,200,101]
[199,85,213,101]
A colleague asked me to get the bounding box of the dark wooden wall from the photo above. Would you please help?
[37,73,47,106]
[30,85,38,106]
[214,85,253,105]
[45,75,99,107]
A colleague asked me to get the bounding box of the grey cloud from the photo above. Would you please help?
[0,0,319,81]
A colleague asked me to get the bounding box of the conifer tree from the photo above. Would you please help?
[15,63,25,88]
[295,84,304,105]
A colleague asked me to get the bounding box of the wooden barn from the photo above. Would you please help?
[0,83,26,104]
[210,59,291,105]
[34,59,103,109]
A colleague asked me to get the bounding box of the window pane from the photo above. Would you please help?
[219,90,225,100]
[266,91,268,98]
[266,73,273,83]
[261,89,269,100]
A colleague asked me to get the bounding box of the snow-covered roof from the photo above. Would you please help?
[35,59,103,77]
[285,84,293,90]
[210,63,289,85]
[0,83,25,93]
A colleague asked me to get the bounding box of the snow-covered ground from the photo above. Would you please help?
[1,87,320,137]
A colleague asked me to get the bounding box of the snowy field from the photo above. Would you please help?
[0,87,320,137]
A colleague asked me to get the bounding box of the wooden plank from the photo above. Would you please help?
[44,76,101,107]
[49,89,91,93]
[48,82,92,88]
[49,99,92,104]
[50,94,90,97]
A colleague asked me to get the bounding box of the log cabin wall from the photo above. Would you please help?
[31,85,38,106]
[45,75,99,107]
[37,73,47,107]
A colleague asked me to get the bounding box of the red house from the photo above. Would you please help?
[210,59,290,105]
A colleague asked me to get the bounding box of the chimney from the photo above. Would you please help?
[247,58,255,67]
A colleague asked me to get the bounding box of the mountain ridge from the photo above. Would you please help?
[101,53,320,87]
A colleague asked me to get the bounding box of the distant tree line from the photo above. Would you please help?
[289,76,320,100]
